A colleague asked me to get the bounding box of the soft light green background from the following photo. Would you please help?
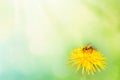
[0,0,120,80]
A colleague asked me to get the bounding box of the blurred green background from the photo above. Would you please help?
[0,0,120,80]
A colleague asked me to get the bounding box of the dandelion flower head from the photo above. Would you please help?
[67,44,106,75]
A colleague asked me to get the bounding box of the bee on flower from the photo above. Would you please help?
[67,44,106,75]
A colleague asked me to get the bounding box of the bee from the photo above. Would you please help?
[82,44,94,53]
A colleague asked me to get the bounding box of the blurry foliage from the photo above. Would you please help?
[0,0,120,80]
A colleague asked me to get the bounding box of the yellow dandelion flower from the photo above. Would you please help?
[67,44,106,75]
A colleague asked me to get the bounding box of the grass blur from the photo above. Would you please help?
[0,0,120,80]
